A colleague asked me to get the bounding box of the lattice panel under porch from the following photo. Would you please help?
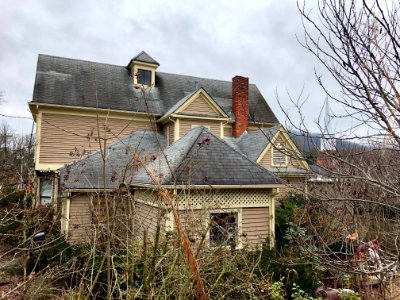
[177,189,271,209]
[135,189,159,205]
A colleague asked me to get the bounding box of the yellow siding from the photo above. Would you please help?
[259,147,273,168]
[259,134,301,169]
[69,194,92,243]
[179,119,221,138]
[181,95,221,116]
[38,113,154,165]
[169,123,174,144]
[224,126,233,137]
[163,123,175,145]
[242,207,270,247]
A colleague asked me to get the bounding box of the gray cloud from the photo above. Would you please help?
[0,0,343,135]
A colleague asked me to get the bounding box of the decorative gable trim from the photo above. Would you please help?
[256,127,310,170]
[176,88,229,118]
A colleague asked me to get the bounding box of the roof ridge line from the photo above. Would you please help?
[38,54,127,69]
[157,71,258,86]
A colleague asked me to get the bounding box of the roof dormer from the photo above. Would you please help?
[127,51,159,88]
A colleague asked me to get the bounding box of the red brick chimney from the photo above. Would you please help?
[232,75,249,137]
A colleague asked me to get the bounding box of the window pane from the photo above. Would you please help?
[210,212,237,246]
[137,69,151,85]
[40,179,52,205]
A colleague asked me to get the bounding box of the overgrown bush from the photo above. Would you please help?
[259,195,323,297]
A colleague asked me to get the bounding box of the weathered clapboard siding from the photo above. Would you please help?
[241,207,270,247]
[224,126,232,137]
[39,113,154,165]
[169,123,174,144]
[134,201,164,239]
[69,194,92,243]
[179,119,221,138]
[181,95,221,116]
[178,209,208,243]
[163,123,174,145]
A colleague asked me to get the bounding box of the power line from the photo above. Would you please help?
[0,113,33,120]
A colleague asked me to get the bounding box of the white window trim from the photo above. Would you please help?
[133,65,155,88]
[271,143,288,167]
[206,208,243,249]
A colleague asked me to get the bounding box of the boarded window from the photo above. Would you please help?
[272,144,287,166]
[40,179,52,205]
[137,69,151,85]
[210,212,237,246]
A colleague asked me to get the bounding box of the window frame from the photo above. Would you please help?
[208,208,242,249]
[39,178,53,206]
[137,68,152,85]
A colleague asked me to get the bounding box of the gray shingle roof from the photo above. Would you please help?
[131,126,283,186]
[60,130,166,189]
[130,51,160,66]
[32,54,279,124]
[225,126,280,161]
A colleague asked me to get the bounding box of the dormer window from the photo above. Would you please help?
[137,69,152,85]
[127,51,159,88]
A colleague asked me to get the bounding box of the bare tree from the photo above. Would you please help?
[276,0,400,297]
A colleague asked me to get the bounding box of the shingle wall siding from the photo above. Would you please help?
[242,207,270,247]
[69,194,92,243]
[39,113,154,164]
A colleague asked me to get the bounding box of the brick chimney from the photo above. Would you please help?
[232,75,249,137]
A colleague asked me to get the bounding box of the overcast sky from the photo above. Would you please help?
[0,0,336,136]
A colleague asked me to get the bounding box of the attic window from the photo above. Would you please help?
[272,144,287,166]
[137,69,151,85]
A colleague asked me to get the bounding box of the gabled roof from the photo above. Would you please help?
[60,130,167,190]
[129,51,160,66]
[31,54,279,124]
[159,89,198,122]
[131,126,283,186]
[158,87,228,122]
[225,126,280,161]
